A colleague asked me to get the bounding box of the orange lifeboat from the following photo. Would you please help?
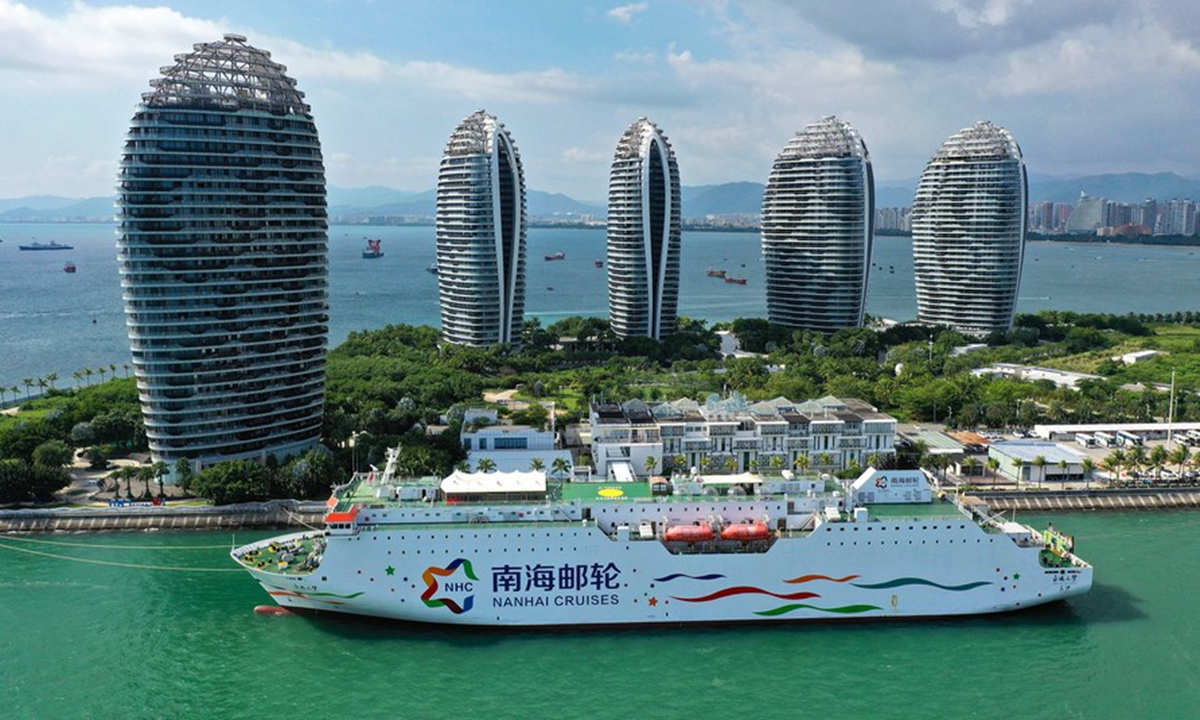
[665,523,715,542]
[721,521,771,542]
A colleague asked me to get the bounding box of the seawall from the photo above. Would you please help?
[967,488,1200,512]
[0,500,327,533]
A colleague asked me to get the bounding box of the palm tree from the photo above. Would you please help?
[529,457,546,472]
[867,452,885,470]
[644,455,659,477]
[1126,444,1147,479]
[123,363,132,378]
[45,372,58,390]
[1031,455,1047,489]
[1057,458,1068,485]
[768,454,784,476]
[152,461,170,498]
[72,371,82,388]
[1080,457,1095,490]
[551,457,572,479]
[22,378,34,399]
[818,452,834,469]
[9,386,18,403]
[138,465,155,498]
[1106,448,1127,484]
[1013,459,1028,488]
[83,368,93,386]
[0,386,6,406]
[723,456,738,474]
[1168,444,1190,480]
[37,378,48,396]
[1148,444,1168,484]
[109,364,118,381]
[986,457,1000,487]
[792,454,810,476]
[961,456,978,479]
[97,366,107,383]
[673,454,687,473]
[475,458,497,473]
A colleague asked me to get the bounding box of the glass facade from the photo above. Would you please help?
[117,35,328,473]
[912,121,1027,335]
[762,116,874,332]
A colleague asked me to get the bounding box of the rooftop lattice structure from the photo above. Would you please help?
[777,116,869,160]
[144,33,310,116]
[931,121,1022,162]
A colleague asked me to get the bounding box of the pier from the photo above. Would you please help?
[966,488,1200,512]
[0,500,327,533]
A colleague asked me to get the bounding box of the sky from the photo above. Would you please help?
[1,0,1198,203]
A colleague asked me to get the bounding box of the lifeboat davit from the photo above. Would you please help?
[721,521,771,542]
[664,523,715,542]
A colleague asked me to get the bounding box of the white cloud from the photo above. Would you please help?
[562,147,607,163]
[614,49,657,63]
[606,2,649,25]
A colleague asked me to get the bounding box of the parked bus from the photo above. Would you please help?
[1116,430,1143,447]
[1093,431,1116,447]
[1075,433,1096,448]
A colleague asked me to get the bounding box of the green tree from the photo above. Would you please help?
[175,458,194,495]
[83,368,93,386]
[961,456,978,478]
[986,456,1000,486]
[551,457,572,479]
[793,454,810,475]
[1168,444,1190,478]
[644,455,658,477]
[31,440,73,469]
[152,461,170,498]
[768,454,784,475]
[1031,455,1047,489]
[723,456,738,474]
[1080,457,1095,490]
[22,378,34,399]
[1147,444,1168,483]
[190,460,273,505]
[529,457,546,472]
[475,457,497,473]
[0,459,69,503]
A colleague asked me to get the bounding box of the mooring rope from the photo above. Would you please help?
[0,534,235,550]
[0,541,243,572]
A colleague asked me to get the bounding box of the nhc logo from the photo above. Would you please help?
[875,476,889,490]
[421,558,479,614]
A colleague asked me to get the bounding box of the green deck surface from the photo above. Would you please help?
[561,481,653,501]
[862,500,967,521]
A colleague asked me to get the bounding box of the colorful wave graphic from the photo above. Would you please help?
[755,603,882,617]
[421,557,479,614]
[850,578,991,591]
[672,586,821,603]
[784,574,860,585]
[653,573,726,583]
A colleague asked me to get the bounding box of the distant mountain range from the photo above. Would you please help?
[3,172,1198,224]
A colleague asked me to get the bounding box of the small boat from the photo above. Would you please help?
[426,262,438,275]
[547,286,555,291]
[664,523,714,543]
[706,268,727,278]
[362,239,384,259]
[594,260,603,268]
[720,521,771,542]
[63,262,76,273]
[544,251,566,261]
[724,277,747,285]
[19,241,73,251]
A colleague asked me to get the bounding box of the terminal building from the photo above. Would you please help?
[588,394,897,481]
[988,441,1087,484]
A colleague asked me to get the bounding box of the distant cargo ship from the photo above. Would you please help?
[362,239,384,259]
[63,262,77,273]
[706,268,727,278]
[233,457,1092,627]
[544,251,566,261]
[19,241,73,251]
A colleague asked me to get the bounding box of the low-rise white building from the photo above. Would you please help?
[589,394,897,480]
[988,441,1087,484]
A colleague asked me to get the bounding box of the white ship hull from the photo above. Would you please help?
[237,517,1091,626]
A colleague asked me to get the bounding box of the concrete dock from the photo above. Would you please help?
[967,488,1200,512]
[0,500,327,533]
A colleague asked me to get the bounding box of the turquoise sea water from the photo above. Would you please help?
[3,223,1200,389]
[0,511,1196,719]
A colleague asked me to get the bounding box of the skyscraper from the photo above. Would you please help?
[761,116,874,332]
[436,110,527,346]
[117,34,328,475]
[607,118,681,340]
[912,121,1027,335]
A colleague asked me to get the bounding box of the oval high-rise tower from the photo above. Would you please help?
[117,34,328,475]
[762,116,874,332]
[436,110,527,347]
[607,118,681,340]
[912,121,1027,335]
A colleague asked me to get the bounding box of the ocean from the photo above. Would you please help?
[0,510,1196,719]
[2,223,1200,389]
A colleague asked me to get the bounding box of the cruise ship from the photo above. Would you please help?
[232,451,1091,626]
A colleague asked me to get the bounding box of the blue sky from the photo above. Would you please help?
[1,0,1198,202]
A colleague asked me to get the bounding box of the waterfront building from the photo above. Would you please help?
[589,394,896,480]
[607,118,682,340]
[988,441,1086,484]
[117,35,328,475]
[912,121,1027,335]
[762,116,874,332]
[436,110,527,346]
